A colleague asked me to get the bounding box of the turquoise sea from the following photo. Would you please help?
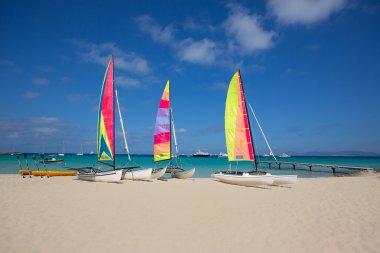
[1,154,379,178]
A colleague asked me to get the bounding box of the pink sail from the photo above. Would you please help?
[97,56,115,162]
[154,80,171,162]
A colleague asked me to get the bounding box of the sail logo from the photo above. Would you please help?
[99,135,113,161]
[236,155,243,159]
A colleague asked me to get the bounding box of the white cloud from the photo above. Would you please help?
[0,117,91,152]
[209,82,228,90]
[69,39,151,75]
[134,15,176,44]
[61,76,72,83]
[29,117,59,124]
[6,132,19,139]
[135,15,221,65]
[116,76,143,89]
[35,66,55,73]
[267,0,347,25]
[0,59,15,67]
[32,77,49,86]
[224,3,276,54]
[175,128,187,133]
[253,64,266,72]
[178,38,219,65]
[116,53,151,75]
[32,127,59,135]
[68,94,84,104]
[135,4,275,66]
[23,91,40,99]
[184,18,217,33]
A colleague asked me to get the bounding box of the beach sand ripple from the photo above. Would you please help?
[0,174,379,253]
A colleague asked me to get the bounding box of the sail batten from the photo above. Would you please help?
[97,56,115,163]
[154,80,171,162]
[225,71,255,162]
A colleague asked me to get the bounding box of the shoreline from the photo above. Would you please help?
[0,173,379,253]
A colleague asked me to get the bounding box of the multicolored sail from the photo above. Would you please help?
[225,71,255,162]
[97,56,115,162]
[154,80,171,162]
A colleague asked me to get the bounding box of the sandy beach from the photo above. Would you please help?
[0,173,379,253]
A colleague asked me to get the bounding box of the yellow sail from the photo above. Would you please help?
[225,71,255,162]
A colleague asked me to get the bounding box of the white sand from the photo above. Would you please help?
[0,173,379,253]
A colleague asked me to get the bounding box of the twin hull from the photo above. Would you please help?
[211,172,274,187]
[172,168,196,179]
[151,167,167,179]
[77,170,122,183]
[212,172,298,186]
[122,168,152,180]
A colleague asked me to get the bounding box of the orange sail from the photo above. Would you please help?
[225,71,255,162]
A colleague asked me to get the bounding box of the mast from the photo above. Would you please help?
[169,80,172,166]
[171,107,179,159]
[239,70,258,172]
[115,89,131,162]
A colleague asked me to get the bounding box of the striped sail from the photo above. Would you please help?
[154,80,171,162]
[225,71,255,162]
[97,56,115,162]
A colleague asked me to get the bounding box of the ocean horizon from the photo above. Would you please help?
[1,154,379,178]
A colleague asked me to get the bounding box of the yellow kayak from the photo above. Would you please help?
[19,170,76,177]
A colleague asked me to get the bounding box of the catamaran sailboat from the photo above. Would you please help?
[152,80,195,179]
[211,71,273,186]
[74,56,122,182]
[212,71,297,186]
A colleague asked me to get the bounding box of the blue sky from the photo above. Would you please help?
[0,0,379,155]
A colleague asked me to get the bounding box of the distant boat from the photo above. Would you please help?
[40,157,64,164]
[192,150,211,157]
[279,153,291,158]
[72,56,122,182]
[76,144,84,156]
[263,151,273,157]
[152,80,195,179]
[218,152,228,157]
[58,141,65,156]
[10,144,16,155]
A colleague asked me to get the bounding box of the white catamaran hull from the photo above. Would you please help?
[151,167,167,179]
[172,168,195,179]
[211,172,274,187]
[272,175,297,185]
[122,168,152,180]
[77,170,122,183]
